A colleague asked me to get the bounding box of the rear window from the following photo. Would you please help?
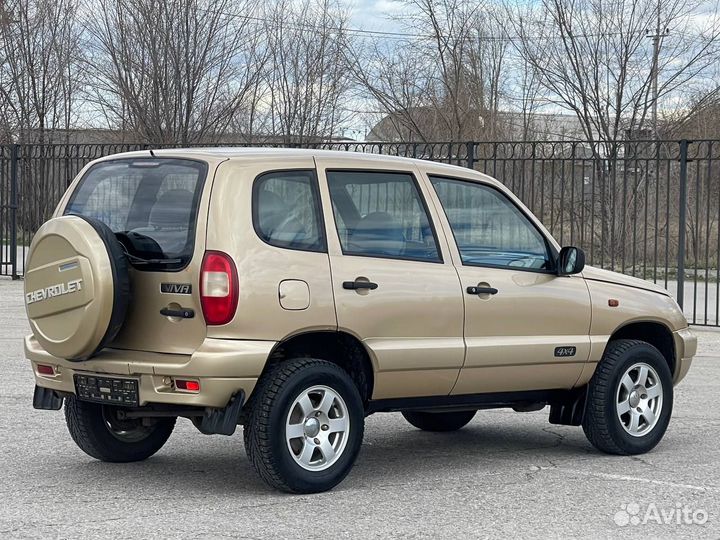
[65,158,207,271]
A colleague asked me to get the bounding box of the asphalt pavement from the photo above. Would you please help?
[0,278,718,539]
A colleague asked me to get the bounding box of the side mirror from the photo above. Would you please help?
[557,246,585,276]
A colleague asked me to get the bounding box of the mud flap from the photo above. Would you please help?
[196,391,245,436]
[33,385,64,410]
[548,387,587,426]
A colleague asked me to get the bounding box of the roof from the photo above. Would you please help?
[148,146,423,162]
[95,146,495,182]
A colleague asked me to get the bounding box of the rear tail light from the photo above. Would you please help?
[200,251,238,325]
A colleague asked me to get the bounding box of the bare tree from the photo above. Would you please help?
[261,0,353,143]
[503,0,720,268]
[506,0,720,152]
[0,0,83,143]
[85,0,266,144]
[665,84,720,139]
[0,8,11,143]
[347,0,508,142]
[502,56,547,141]
[346,41,435,141]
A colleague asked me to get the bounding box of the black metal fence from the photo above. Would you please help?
[1,140,718,326]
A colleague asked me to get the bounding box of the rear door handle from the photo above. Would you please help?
[466,286,498,295]
[160,307,195,318]
[343,279,378,290]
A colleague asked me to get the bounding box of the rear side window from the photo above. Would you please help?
[65,158,207,270]
[252,170,325,252]
[326,170,441,262]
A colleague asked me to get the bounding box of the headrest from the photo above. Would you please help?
[149,189,194,229]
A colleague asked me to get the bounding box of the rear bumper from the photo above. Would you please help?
[25,335,275,408]
[673,327,697,385]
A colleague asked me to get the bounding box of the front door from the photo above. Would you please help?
[425,174,592,395]
[314,160,465,399]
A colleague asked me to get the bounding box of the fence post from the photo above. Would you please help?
[9,144,19,280]
[466,141,475,170]
[676,139,690,309]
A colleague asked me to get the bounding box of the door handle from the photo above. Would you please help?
[343,279,378,290]
[160,307,195,318]
[466,286,498,295]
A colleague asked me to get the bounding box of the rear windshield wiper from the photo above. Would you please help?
[125,253,182,266]
[116,233,181,265]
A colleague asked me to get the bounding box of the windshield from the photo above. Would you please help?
[64,158,207,271]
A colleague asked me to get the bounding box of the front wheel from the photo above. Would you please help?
[582,339,673,455]
[64,396,175,462]
[402,410,477,432]
[243,358,365,493]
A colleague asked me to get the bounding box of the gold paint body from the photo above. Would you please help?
[25,149,696,409]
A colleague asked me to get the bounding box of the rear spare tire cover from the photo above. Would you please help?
[24,215,130,360]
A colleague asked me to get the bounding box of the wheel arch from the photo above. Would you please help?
[553,321,676,427]
[260,330,375,407]
[607,320,675,376]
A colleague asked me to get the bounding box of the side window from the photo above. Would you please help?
[253,170,325,252]
[326,170,441,262]
[430,176,552,271]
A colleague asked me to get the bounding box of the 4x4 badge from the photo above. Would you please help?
[160,283,192,295]
[554,346,577,357]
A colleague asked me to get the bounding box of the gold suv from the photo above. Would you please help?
[24,148,697,493]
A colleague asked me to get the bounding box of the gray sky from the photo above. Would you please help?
[348,0,403,33]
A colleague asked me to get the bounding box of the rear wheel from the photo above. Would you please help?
[582,339,673,455]
[402,410,476,432]
[243,358,364,493]
[64,396,175,462]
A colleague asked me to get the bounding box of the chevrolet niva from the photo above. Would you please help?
[24,148,696,493]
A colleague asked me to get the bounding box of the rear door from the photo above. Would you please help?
[62,156,216,354]
[423,172,592,395]
[315,158,465,399]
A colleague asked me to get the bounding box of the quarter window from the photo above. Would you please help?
[430,176,552,270]
[253,170,325,252]
[326,170,441,262]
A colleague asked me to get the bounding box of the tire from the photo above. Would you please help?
[402,410,476,432]
[582,339,673,455]
[243,358,365,494]
[78,216,131,358]
[64,396,175,462]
